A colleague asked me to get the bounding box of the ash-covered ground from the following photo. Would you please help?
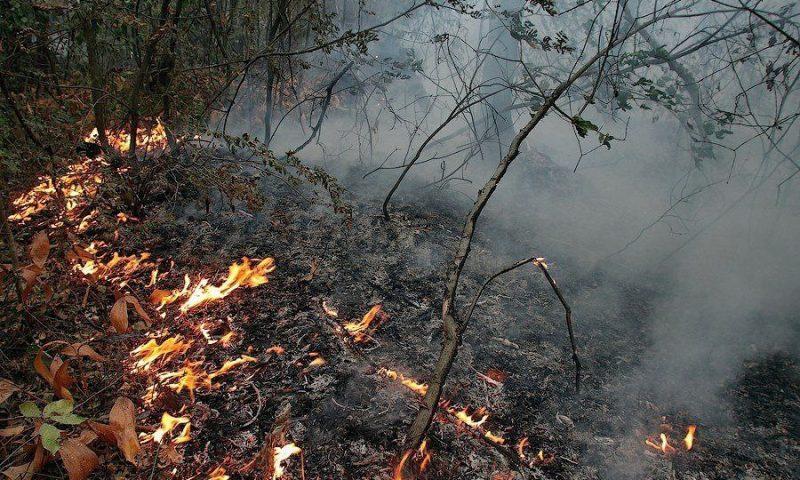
[120,169,799,480]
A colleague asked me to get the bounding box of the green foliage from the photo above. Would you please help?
[19,399,85,454]
[39,423,62,454]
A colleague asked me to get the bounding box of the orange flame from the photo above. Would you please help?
[131,336,190,370]
[208,467,229,480]
[159,362,205,402]
[484,430,506,444]
[452,406,489,428]
[645,433,677,455]
[85,119,168,155]
[377,367,429,396]
[684,425,696,451]
[517,437,529,459]
[343,304,382,342]
[153,258,275,313]
[152,412,190,444]
[208,355,258,381]
[272,443,301,479]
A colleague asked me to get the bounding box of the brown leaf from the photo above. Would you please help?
[123,295,151,325]
[76,429,98,446]
[60,438,99,480]
[0,425,25,437]
[149,289,172,305]
[109,297,128,333]
[2,442,46,480]
[29,231,50,269]
[34,349,54,386]
[53,359,74,401]
[87,421,116,444]
[20,265,42,302]
[0,379,18,404]
[61,344,107,362]
[109,397,140,464]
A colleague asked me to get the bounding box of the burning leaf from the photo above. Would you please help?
[29,231,50,269]
[152,413,190,444]
[60,438,99,480]
[344,304,383,343]
[131,336,189,370]
[208,467,229,480]
[169,258,276,313]
[208,355,258,382]
[159,362,205,402]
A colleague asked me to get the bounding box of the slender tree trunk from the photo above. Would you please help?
[399,15,664,477]
[83,14,109,147]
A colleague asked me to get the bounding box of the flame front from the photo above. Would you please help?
[152,258,275,313]
[378,367,429,396]
[131,336,190,370]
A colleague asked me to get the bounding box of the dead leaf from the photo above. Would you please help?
[123,295,151,324]
[109,397,140,464]
[34,349,55,385]
[0,379,18,404]
[60,438,99,480]
[53,359,75,401]
[109,297,128,333]
[61,344,107,362]
[87,421,116,444]
[29,231,50,269]
[0,425,25,437]
[2,442,46,480]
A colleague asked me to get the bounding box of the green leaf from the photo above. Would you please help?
[572,116,599,138]
[20,401,41,418]
[50,413,86,425]
[39,423,61,454]
[43,399,74,417]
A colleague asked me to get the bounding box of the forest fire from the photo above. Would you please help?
[151,258,275,312]
[84,119,168,154]
[344,304,383,342]
[8,158,106,223]
[645,426,698,455]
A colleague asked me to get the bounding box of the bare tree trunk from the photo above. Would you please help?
[0,187,25,303]
[83,14,109,148]
[399,15,664,477]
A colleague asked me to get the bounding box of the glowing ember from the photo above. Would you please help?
[131,336,190,370]
[452,406,489,428]
[343,304,382,342]
[153,412,190,444]
[377,367,429,396]
[517,437,529,459]
[272,443,301,479]
[684,425,696,450]
[484,430,506,444]
[322,301,338,317]
[153,258,275,313]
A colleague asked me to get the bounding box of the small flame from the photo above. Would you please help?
[378,367,429,396]
[343,304,382,342]
[453,407,489,428]
[684,425,696,451]
[153,412,190,444]
[159,362,205,402]
[208,355,258,381]
[272,443,301,479]
[645,433,677,455]
[131,336,190,370]
[484,430,506,444]
[208,467,229,480]
[517,437,529,459]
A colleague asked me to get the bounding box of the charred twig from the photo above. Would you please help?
[461,256,581,391]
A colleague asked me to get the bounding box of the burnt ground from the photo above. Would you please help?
[2,169,798,480]
[125,174,800,479]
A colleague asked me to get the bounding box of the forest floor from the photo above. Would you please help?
[1,152,798,480]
